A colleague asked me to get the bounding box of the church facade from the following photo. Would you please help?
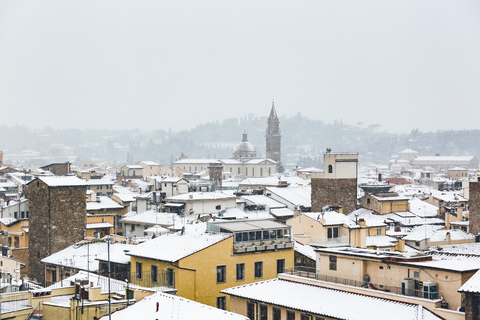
[173,106,282,179]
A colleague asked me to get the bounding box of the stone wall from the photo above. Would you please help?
[28,180,86,285]
[469,182,480,235]
[311,178,357,214]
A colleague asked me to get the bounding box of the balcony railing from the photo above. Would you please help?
[284,267,440,300]
[233,239,293,254]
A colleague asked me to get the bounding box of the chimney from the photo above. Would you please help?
[358,218,367,227]
[293,207,302,217]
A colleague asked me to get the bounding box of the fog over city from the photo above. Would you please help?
[1,1,479,133]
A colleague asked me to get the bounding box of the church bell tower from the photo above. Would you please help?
[266,101,283,172]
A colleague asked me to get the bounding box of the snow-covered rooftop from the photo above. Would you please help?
[126,230,232,262]
[266,186,311,207]
[36,176,86,187]
[221,278,441,320]
[101,291,248,320]
[166,191,235,201]
[87,196,124,211]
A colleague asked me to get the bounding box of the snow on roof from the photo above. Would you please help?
[149,176,185,183]
[121,210,194,226]
[270,208,294,217]
[245,158,276,165]
[404,225,475,242]
[294,241,316,260]
[0,217,18,226]
[47,271,127,294]
[127,229,232,262]
[35,176,86,187]
[459,269,480,293]
[429,190,467,203]
[86,222,114,229]
[139,161,160,166]
[370,193,409,202]
[428,243,480,255]
[125,165,143,169]
[403,225,445,241]
[101,291,248,320]
[303,211,357,228]
[413,156,475,162]
[87,196,124,211]
[408,197,438,218]
[240,175,309,187]
[266,186,311,207]
[366,235,398,248]
[41,241,135,271]
[83,177,115,186]
[219,207,273,220]
[401,259,480,273]
[166,191,235,201]
[399,148,418,154]
[174,159,219,164]
[219,159,242,165]
[240,195,286,208]
[221,278,441,320]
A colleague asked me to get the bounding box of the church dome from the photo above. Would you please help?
[233,131,257,159]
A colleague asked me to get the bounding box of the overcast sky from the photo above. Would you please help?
[1,1,479,133]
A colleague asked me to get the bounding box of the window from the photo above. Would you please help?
[377,228,382,235]
[273,307,281,320]
[136,262,142,280]
[328,165,333,173]
[260,304,268,320]
[236,263,245,281]
[252,168,255,176]
[301,315,312,320]
[287,310,296,320]
[217,296,226,310]
[260,168,263,176]
[367,198,370,204]
[329,255,337,271]
[327,227,339,239]
[166,268,175,287]
[277,259,285,274]
[247,302,255,320]
[217,265,226,283]
[151,265,158,283]
[414,271,420,278]
[216,205,221,210]
[255,261,263,278]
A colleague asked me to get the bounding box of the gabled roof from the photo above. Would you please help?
[31,176,86,187]
[101,291,248,320]
[222,278,442,320]
[126,231,232,262]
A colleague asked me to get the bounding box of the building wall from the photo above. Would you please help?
[316,251,475,311]
[28,180,86,285]
[311,178,357,214]
[469,182,480,235]
[129,236,294,309]
[229,295,336,320]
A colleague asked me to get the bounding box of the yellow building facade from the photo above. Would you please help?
[129,235,293,309]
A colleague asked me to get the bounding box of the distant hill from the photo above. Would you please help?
[1,116,479,169]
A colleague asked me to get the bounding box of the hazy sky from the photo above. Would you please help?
[1,1,479,133]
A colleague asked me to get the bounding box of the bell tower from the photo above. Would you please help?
[266,101,283,172]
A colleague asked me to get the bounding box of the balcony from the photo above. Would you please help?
[233,238,293,254]
[283,267,444,302]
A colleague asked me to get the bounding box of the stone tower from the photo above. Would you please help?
[266,102,283,172]
[27,176,86,285]
[311,153,358,214]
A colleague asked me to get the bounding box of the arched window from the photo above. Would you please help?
[328,165,333,173]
